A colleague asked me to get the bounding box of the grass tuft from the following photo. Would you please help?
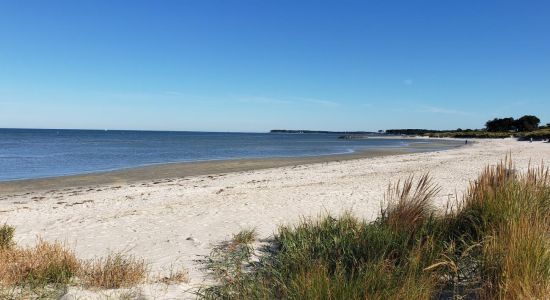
[79,252,148,289]
[0,239,80,287]
[381,174,439,232]
[0,225,156,297]
[156,265,189,285]
[232,228,258,245]
[0,224,15,250]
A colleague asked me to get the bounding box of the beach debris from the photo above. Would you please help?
[186,236,202,246]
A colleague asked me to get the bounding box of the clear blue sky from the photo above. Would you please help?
[1,1,549,132]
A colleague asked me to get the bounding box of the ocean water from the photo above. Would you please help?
[0,129,460,181]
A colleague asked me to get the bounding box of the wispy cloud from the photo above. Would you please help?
[235,95,340,107]
[93,91,218,103]
[96,91,342,108]
[164,91,187,97]
[416,105,476,116]
[403,79,413,85]
[290,96,340,107]
[236,96,295,105]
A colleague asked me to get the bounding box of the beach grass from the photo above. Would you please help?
[233,228,258,245]
[79,252,148,289]
[200,158,550,299]
[0,239,80,287]
[0,238,80,298]
[0,224,15,250]
[0,231,149,296]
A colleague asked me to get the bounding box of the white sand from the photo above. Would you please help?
[1,138,548,298]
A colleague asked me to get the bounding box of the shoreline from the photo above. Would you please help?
[1,139,547,299]
[0,139,463,195]
[0,149,409,195]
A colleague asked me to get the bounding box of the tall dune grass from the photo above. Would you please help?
[200,159,550,299]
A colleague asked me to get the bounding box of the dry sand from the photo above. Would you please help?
[0,138,548,298]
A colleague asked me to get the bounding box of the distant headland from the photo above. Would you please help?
[270,129,382,134]
[270,115,549,141]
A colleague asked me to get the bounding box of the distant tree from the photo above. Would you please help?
[485,117,516,132]
[456,128,463,132]
[515,115,540,132]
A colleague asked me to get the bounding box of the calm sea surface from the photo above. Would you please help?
[0,129,460,181]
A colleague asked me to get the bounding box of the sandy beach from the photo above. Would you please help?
[1,138,548,298]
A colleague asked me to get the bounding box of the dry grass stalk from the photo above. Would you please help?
[232,228,258,245]
[156,266,189,285]
[382,174,439,231]
[0,224,15,250]
[0,239,80,286]
[481,216,550,299]
[79,252,147,289]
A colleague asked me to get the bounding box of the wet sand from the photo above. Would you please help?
[0,139,461,195]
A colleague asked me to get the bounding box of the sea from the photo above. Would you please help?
[0,129,461,181]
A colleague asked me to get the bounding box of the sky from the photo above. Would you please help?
[1,0,549,132]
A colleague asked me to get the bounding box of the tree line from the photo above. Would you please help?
[485,115,541,132]
[387,115,547,136]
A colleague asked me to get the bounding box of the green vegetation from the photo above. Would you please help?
[485,117,518,132]
[387,115,548,140]
[200,159,550,299]
[485,115,541,132]
[423,130,513,139]
[386,129,515,139]
[0,224,15,250]
[421,129,550,140]
[519,128,550,141]
[232,228,258,245]
[515,115,541,132]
